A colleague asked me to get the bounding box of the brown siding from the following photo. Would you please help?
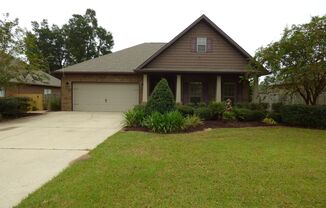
[61,73,142,111]
[146,21,248,70]
[5,85,60,98]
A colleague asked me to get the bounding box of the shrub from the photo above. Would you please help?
[49,96,61,111]
[0,97,31,117]
[272,102,283,113]
[222,111,236,121]
[124,107,146,127]
[233,108,266,121]
[267,112,282,122]
[145,79,175,114]
[280,105,326,128]
[176,104,194,116]
[208,102,225,119]
[194,106,214,120]
[235,103,268,111]
[143,111,184,133]
[182,115,203,130]
[262,117,277,125]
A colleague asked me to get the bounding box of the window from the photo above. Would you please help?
[44,89,52,95]
[189,82,202,103]
[0,87,5,97]
[223,83,236,103]
[197,37,207,53]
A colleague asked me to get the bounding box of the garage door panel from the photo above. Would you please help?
[73,83,139,112]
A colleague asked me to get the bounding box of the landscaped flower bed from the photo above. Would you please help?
[123,78,276,133]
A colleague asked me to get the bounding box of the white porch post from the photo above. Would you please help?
[142,74,148,103]
[216,75,221,102]
[252,75,259,103]
[176,75,182,104]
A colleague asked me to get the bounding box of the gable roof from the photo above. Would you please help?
[136,14,252,71]
[55,43,165,74]
[11,71,61,87]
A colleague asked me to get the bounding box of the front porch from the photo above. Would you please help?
[141,73,254,104]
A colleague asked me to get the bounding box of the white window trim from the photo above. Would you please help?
[44,88,52,95]
[196,37,207,53]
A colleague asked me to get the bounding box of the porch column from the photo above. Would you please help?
[142,74,148,103]
[252,75,259,103]
[176,75,182,104]
[216,75,221,102]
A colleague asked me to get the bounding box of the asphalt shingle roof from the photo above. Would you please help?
[56,43,165,73]
[12,71,61,87]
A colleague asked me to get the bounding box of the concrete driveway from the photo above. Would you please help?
[0,112,123,208]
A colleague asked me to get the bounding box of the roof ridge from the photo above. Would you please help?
[135,14,252,71]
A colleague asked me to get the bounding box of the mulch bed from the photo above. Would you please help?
[123,120,274,133]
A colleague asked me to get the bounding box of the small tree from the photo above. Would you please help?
[249,16,326,105]
[146,78,175,114]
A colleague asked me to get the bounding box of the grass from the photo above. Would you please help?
[17,127,326,207]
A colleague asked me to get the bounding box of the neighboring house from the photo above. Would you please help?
[56,15,256,112]
[1,71,61,110]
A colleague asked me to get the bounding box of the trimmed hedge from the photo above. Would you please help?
[0,97,31,117]
[280,105,326,128]
[235,103,268,111]
[176,104,194,116]
[146,79,175,114]
[194,106,214,120]
[208,102,225,119]
[233,108,266,121]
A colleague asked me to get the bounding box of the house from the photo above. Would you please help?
[1,71,61,110]
[56,15,259,112]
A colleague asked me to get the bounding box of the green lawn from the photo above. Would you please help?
[17,127,326,208]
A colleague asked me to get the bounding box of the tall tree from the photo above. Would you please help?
[250,16,326,105]
[0,13,24,56]
[0,13,44,87]
[63,9,113,65]
[25,20,65,72]
[26,9,114,72]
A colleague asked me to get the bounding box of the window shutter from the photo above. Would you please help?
[207,38,213,52]
[191,38,197,52]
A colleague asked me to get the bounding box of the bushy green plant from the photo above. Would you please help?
[233,108,266,121]
[222,111,236,121]
[262,117,277,125]
[194,106,214,120]
[145,79,175,114]
[49,96,61,111]
[176,104,194,116]
[0,97,31,117]
[143,111,184,133]
[208,102,225,119]
[235,103,268,111]
[124,107,146,127]
[267,112,282,122]
[271,103,283,113]
[280,105,326,128]
[182,115,203,130]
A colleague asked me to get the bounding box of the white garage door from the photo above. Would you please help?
[73,83,139,112]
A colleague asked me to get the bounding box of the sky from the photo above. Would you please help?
[2,0,326,55]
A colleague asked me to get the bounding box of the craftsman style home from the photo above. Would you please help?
[56,15,256,112]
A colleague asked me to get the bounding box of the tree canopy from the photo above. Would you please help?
[250,16,326,105]
[0,13,43,87]
[25,9,114,72]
